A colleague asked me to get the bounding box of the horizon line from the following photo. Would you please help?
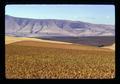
[5,14,115,26]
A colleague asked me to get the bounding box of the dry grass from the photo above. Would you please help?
[9,40,113,51]
[102,43,115,50]
[5,41,115,79]
[5,36,73,44]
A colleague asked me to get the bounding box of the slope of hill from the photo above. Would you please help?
[5,15,115,79]
[5,36,113,51]
[5,36,73,44]
[102,43,115,50]
[39,36,115,46]
[5,15,115,37]
[5,40,115,79]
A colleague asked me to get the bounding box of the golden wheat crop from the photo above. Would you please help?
[5,41,115,79]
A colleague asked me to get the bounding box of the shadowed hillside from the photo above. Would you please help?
[39,36,115,46]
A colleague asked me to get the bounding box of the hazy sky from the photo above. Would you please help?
[5,5,115,25]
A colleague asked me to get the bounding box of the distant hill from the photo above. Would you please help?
[5,36,114,51]
[39,36,115,46]
[5,15,115,37]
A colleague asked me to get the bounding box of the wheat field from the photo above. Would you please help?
[5,40,115,79]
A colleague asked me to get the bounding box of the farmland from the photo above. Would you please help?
[5,41,115,79]
[39,36,115,47]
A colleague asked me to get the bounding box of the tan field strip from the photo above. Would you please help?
[5,36,114,51]
[102,43,115,50]
[5,36,73,45]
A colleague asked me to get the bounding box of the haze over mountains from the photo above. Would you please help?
[5,15,115,37]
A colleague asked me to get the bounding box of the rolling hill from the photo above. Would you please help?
[5,36,114,51]
[5,15,115,37]
[5,36,73,45]
[102,43,115,50]
[5,15,115,79]
[5,38,115,79]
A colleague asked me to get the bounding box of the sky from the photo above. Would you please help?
[5,5,115,25]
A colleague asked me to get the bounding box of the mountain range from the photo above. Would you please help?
[5,15,115,37]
